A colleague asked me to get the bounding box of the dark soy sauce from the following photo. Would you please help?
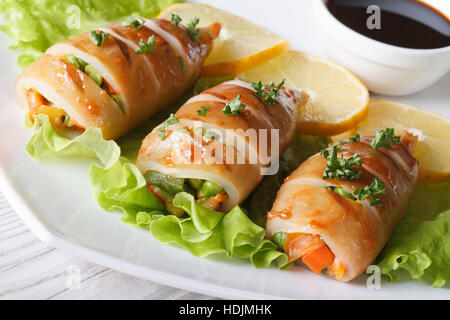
[326,0,450,49]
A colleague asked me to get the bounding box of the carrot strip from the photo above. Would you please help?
[329,262,346,280]
[284,233,325,263]
[283,232,337,275]
[283,232,303,253]
[207,193,229,209]
[301,245,335,274]
[103,80,119,96]
[26,89,45,120]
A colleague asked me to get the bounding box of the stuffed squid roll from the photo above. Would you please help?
[15,18,221,140]
[266,131,419,281]
[136,80,307,214]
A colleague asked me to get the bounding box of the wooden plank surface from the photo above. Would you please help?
[0,192,214,300]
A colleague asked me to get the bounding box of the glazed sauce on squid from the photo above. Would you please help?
[267,208,292,220]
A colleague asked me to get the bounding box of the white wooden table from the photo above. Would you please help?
[0,191,214,300]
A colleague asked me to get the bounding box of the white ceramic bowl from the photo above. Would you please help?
[313,0,450,96]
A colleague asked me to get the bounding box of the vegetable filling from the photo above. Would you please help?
[325,186,356,201]
[26,88,84,132]
[271,231,345,279]
[63,54,124,112]
[26,54,124,132]
[144,170,229,216]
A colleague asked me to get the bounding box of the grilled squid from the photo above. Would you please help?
[136,80,307,214]
[266,132,419,281]
[15,18,221,140]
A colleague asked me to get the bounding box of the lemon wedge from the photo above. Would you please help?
[158,3,289,77]
[238,51,369,136]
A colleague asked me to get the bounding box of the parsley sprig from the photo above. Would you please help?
[321,145,362,180]
[136,35,156,55]
[371,128,400,150]
[197,106,210,117]
[354,178,387,207]
[223,95,246,118]
[171,13,182,26]
[322,131,390,207]
[156,114,179,140]
[251,79,285,104]
[122,16,145,30]
[349,133,360,143]
[187,18,201,40]
[89,30,110,47]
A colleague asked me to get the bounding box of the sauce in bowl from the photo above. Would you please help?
[326,0,450,49]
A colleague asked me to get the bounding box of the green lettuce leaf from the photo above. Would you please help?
[0,0,183,69]
[89,158,165,216]
[377,182,450,287]
[89,158,288,268]
[27,114,120,168]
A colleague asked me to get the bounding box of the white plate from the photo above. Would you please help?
[0,0,449,299]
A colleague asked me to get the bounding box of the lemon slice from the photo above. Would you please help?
[158,3,289,77]
[238,51,369,136]
[333,99,450,183]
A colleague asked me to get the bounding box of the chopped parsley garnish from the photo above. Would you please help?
[371,128,401,150]
[320,132,389,207]
[197,106,210,117]
[354,178,387,207]
[349,133,360,143]
[136,35,156,55]
[321,145,362,180]
[251,79,285,104]
[187,17,201,40]
[156,114,179,140]
[171,13,182,26]
[89,30,109,47]
[222,94,246,118]
[122,16,145,30]
[326,179,386,207]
